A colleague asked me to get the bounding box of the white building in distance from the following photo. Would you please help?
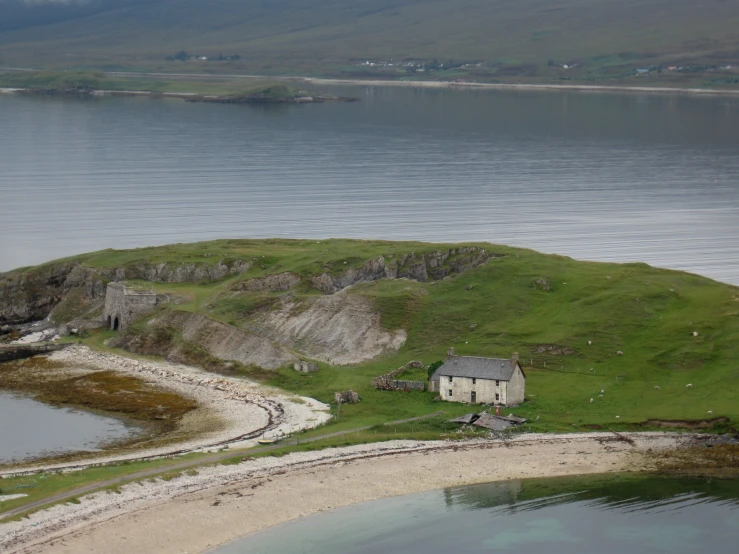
[430,349,525,406]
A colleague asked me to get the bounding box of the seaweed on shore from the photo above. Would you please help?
[0,357,197,426]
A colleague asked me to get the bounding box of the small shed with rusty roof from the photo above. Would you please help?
[430,348,525,406]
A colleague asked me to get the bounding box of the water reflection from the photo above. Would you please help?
[0,391,140,463]
[213,474,739,553]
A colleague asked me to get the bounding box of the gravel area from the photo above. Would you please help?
[1,432,689,553]
[2,345,330,475]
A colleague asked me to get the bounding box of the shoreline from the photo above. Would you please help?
[4,74,739,100]
[1,432,689,553]
[297,76,739,96]
[0,345,330,475]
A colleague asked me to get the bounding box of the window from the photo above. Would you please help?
[495,393,500,401]
[449,376,453,383]
[472,378,476,385]
[495,380,500,386]
[449,389,453,397]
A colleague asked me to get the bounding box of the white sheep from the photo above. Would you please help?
[589,368,594,372]
[590,398,594,404]
[693,331,698,337]
[598,394,603,398]
[601,390,605,394]
[615,415,620,420]
[686,383,693,388]
[617,350,624,355]
[654,386,660,390]
[707,410,713,415]
[588,340,592,345]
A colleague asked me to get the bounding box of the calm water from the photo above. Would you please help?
[213,474,739,553]
[0,391,139,463]
[1,88,738,283]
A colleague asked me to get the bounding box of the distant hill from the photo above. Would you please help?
[1,0,738,84]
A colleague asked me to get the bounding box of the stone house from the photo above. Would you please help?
[102,282,157,331]
[430,350,525,406]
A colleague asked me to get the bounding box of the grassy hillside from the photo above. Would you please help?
[15,238,739,435]
[1,0,738,87]
[0,70,299,98]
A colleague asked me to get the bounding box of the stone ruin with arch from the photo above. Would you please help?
[102,282,157,331]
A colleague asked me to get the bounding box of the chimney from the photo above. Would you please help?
[447,347,455,360]
[511,352,519,366]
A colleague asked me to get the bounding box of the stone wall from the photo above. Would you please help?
[102,282,157,331]
[386,380,426,391]
[372,360,426,391]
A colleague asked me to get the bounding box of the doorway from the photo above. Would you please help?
[471,391,476,404]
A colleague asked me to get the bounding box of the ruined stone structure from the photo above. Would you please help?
[293,361,319,373]
[102,282,156,331]
[372,360,426,391]
[334,390,360,404]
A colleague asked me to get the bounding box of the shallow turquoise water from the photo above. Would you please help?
[211,474,739,553]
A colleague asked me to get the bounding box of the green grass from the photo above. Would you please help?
[0,70,302,98]
[0,0,738,88]
[6,238,739,469]
[3,237,739,519]
[19,237,735,434]
[0,453,208,519]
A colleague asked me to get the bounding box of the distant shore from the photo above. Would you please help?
[297,76,739,96]
[2,432,687,553]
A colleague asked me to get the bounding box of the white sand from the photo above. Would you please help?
[2,345,330,475]
[1,432,688,554]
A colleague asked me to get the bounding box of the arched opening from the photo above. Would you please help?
[113,317,120,331]
[106,315,112,329]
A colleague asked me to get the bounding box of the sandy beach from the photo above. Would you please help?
[1,432,688,553]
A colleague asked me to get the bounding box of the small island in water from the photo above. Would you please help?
[0,70,358,104]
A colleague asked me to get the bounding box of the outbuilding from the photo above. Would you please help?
[430,349,525,406]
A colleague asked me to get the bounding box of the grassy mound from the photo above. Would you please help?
[10,238,739,434]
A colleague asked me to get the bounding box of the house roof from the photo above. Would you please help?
[432,356,519,381]
[473,413,514,431]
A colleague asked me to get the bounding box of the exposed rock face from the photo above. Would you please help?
[0,260,250,325]
[0,263,103,325]
[233,272,300,293]
[311,247,496,294]
[120,260,251,283]
[113,310,297,371]
[252,293,407,365]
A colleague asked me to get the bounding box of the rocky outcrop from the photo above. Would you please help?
[251,293,407,365]
[117,260,251,283]
[112,310,298,371]
[0,260,250,325]
[232,272,300,293]
[311,247,497,294]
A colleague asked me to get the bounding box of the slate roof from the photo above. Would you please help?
[473,413,514,431]
[432,356,519,381]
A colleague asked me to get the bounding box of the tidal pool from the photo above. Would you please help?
[212,474,739,553]
[0,391,141,464]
